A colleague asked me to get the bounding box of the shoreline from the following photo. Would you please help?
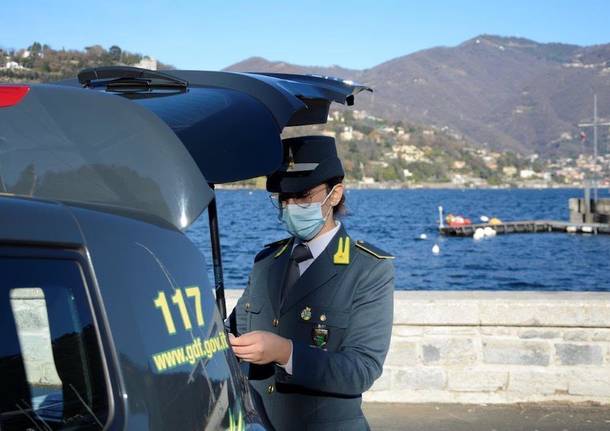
[215,183,598,191]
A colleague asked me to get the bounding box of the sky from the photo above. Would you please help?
[2,0,610,70]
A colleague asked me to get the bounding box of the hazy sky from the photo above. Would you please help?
[3,0,610,70]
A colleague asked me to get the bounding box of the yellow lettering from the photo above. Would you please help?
[172,289,192,330]
[185,286,205,327]
[153,291,176,335]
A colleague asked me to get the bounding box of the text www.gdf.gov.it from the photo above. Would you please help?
[152,332,229,372]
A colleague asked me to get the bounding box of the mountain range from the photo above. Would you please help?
[226,35,610,157]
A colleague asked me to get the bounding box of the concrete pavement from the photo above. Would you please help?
[364,403,610,431]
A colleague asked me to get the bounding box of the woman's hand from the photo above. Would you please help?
[229,331,292,365]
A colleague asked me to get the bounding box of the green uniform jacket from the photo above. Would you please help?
[229,225,394,431]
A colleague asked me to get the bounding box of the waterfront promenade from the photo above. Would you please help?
[226,290,610,404]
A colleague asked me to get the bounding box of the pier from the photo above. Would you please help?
[440,197,610,237]
[440,220,610,237]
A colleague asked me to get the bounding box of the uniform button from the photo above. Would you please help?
[245,302,250,311]
[267,384,275,394]
[272,318,279,327]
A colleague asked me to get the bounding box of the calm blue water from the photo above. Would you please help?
[187,188,610,291]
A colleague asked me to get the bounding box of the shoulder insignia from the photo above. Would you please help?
[254,238,291,262]
[264,238,291,248]
[266,237,291,258]
[273,241,290,258]
[355,240,394,259]
[333,236,350,265]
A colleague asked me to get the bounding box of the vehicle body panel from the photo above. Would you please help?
[70,203,252,430]
[0,195,82,246]
[0,195,262,430]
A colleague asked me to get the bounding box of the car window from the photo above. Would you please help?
[0,258,108,430]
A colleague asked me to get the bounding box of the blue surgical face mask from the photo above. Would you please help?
[280,186,336,241]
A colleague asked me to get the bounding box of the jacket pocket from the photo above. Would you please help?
[243,295,264,332]
[315,309,349,328]
[299,308,350,351]
[299,308,350,328]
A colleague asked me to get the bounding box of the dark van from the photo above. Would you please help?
[0,68,369,430]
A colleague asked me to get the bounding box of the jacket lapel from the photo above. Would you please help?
[264,237,294,315]
[280,225,350,315]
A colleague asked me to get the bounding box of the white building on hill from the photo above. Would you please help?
[134,56,158,70]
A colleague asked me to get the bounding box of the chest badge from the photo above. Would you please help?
[312,324,329,348]
[300,306,312,321]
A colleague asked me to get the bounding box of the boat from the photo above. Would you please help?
[445,213,472,227]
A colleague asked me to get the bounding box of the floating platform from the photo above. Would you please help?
[439,220,610,237]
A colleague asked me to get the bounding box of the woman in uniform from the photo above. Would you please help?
[228,135,394,431]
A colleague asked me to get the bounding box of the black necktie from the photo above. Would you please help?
[281,243,313,307]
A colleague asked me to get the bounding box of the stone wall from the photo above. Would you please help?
[13,288,610,403]
[10,288,61,386]
[226,290,610,404]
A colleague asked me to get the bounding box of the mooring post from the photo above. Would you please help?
[584,184,591,223]
[438,206,444,229]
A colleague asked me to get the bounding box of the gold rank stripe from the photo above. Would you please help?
[355,240,395,259]
[274,242,290,258]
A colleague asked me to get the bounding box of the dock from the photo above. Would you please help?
[439,220,610,237]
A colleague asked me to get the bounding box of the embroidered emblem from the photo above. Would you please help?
[300,306,312,321]
[333,237,350,265]
[312,324,329,348]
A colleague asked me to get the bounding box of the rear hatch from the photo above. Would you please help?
[0,83,213,229]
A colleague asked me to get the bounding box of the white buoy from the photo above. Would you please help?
[480,215,490,223]
[473,228,485,240]
[248,191,253,195]
[483,226,497,237]
[581,226,593,234]
[419,233,428,240]
[432,244,440,254]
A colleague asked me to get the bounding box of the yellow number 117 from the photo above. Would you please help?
[153,286,204,335]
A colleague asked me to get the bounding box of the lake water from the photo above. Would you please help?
[186,188,610,291]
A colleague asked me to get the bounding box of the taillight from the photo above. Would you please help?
[0,85,30,108]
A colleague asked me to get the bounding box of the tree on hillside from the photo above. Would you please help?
[29,42,42,55]
[109,45,122,62]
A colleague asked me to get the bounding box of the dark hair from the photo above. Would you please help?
[325,176,346,216]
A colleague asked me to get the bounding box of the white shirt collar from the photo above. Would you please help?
[304,221,341,259]
[291,221,341,273]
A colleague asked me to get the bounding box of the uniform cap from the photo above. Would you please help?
[266,135,344,193]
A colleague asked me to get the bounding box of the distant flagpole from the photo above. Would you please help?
[578,94,610,202]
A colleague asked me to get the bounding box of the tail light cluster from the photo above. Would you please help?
[0,85,30,108]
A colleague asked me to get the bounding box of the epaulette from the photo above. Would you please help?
[354,240,394,259]
[264,238,291,248]
[254,238,291,262]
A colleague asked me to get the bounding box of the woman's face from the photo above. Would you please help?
[279,183,344,216]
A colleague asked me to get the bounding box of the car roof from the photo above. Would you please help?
[0,193,181,247]
[0,194,83,246]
